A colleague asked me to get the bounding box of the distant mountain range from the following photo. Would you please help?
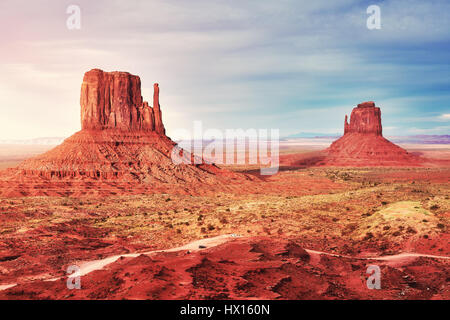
[0,137,66,145]
[1,135,449,145]
[286,132,339,138]
[285,133,450,144]
[388,135,450,145]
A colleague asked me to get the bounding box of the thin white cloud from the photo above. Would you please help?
[407,126,450,134]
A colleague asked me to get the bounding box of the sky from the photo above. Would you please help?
[0,0,449,140]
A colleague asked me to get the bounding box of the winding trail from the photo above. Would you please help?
[67,234,239,279]
[0,234,239,291]
[304,249,450,261]
[0,234,448,292]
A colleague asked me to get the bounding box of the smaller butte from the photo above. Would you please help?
[281,101,422,167]
[326,101,420,166]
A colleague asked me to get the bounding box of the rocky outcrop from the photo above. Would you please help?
[282,101,423,167]
[80,69,165,134]
[0,69,245,197]
[326,101,420,166]
[343,101,382,135]
[140,101,155,131]
[153,83,165,135]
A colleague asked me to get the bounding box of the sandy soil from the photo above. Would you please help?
[1,236,448,300]
[0,142,448,299]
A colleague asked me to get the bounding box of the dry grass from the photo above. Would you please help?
[1,167,448,254]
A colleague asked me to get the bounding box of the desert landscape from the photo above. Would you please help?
[0,69,448,300]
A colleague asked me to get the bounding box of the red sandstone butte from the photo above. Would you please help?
[326,101,420,166]
[153,83,165,135]
[0,69,245,197]
[344,101,382,135]
[280,101,423,167]
[80,69,164,133]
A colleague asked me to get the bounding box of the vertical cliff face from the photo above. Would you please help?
[141,101,155,131]
[153,83,165,135]
[80,69,165,134]
[343,101,382,136]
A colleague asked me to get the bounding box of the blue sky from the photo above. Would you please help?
[0,0,449,139]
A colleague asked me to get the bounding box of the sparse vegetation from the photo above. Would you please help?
[0,166,448,289]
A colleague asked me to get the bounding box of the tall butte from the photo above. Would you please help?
[325,101,420,166]
[80,69,165,133]
[0,69,244,197]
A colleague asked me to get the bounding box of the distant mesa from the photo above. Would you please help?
[0,69,246,197]
[326,101,419,166]
[282,101,422,167]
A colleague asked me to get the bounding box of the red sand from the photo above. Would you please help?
[0,236,447,300]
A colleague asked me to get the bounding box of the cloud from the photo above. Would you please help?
[0,0,449,139]
[407,126,450,134]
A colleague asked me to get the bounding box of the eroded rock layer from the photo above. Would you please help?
[344,101,382,135]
